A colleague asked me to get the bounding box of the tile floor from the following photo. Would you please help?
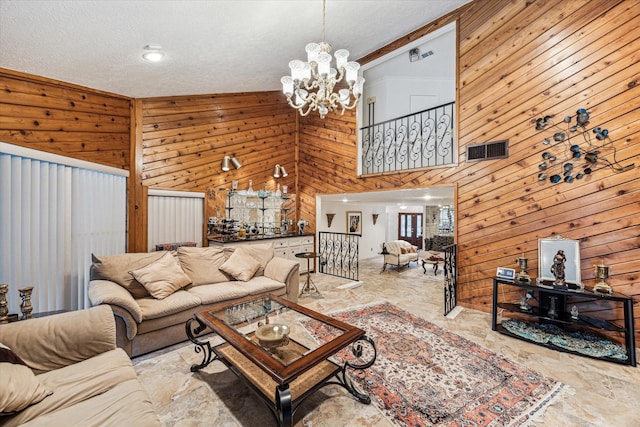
[133,257,640,427]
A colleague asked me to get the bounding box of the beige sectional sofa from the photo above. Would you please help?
[382,240,419,271]
[88,243,300,357]
[0,306,159,426]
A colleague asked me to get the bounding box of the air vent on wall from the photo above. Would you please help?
[466,140,509,162]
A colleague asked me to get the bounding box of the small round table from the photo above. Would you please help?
[421,254,444,275]
[295,252,320,296]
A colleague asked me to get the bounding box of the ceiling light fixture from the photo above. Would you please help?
[280,0,364,119]
[142,44,165,62]
[274,164,288,178]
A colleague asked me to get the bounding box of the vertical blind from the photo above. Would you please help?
[148,189,204,251]
[0,143,127,314]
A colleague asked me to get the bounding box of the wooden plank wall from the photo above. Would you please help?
[298,0,640,343]
[138,91,297,227]
[1,0,637,344]
[0,68,131,169]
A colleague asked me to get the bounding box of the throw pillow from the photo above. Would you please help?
[0,342,52,414]
[219,247,261,282]
[91,251,167,298]
[129,252,192,299]
[230,243,274,276]
[177,246,229,286]
[0,363,52,414]
[0,342,27,366]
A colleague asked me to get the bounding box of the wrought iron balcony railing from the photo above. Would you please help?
[360,102,455,175]
[318,232,359,281]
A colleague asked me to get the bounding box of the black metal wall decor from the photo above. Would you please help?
[534,108,634,184]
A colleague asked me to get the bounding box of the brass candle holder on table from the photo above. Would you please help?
[0,284,9,323]
[19,286,34,320]
[593,259,612,295]
[515,252,531,283]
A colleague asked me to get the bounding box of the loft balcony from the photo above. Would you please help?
[360,101,455,175]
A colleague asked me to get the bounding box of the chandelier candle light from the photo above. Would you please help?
[281,0,364,118]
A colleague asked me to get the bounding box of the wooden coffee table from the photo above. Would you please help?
[185,294,376,426]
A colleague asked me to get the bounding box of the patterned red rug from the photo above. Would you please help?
[302,302,563,427]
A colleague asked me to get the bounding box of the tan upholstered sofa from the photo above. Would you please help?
[382,240,419,272]
[88,244,300,357]
[0,306,160,427]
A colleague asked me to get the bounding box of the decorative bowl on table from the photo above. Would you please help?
[255,324,290,350]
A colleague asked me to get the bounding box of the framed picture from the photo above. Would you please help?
[496,267,516,280]
[538,236,582,285]
[346,211,362,235]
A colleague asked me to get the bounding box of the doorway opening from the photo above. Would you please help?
[316,186,454,260]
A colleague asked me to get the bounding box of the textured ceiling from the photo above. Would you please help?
[0,0,470,98]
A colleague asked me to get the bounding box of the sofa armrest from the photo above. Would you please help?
[89,279,143,323]
[0,305,115,373]
[264,257,300,303]
[109,305,139,342]
[384,253,400,263]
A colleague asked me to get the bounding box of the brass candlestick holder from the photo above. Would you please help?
[0,284,9,323]
[515,252,531,282]
[593,259,612,295]
[19,286,34,320]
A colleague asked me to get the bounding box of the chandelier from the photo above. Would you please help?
[281,0,364,119]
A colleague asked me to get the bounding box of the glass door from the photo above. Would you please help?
[398,213,423,249]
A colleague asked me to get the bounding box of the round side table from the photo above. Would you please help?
[295,252,320,296]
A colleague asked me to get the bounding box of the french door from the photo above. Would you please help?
[398,213,423,249]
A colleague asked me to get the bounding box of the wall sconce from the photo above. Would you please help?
[372,214,379,225]
[274,164,288,178]
[326,213,335,228]
[222,155,242,172]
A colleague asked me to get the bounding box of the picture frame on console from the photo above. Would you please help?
[538,236,582,287]
[346,211,362,235]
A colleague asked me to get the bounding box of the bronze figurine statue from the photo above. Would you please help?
[550,250,566,286]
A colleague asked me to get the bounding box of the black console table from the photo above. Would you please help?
[492,278,636,366]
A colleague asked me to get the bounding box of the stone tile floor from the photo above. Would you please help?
[133,257,640,426]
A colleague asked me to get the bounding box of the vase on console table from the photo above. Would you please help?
[593,259,612,295]
[515,253,531,283]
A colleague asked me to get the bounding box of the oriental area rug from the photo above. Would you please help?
[301,302,565,427]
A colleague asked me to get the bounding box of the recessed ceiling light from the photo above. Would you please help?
[142,44,165,62]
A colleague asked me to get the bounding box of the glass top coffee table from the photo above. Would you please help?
[185,293,376,426]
